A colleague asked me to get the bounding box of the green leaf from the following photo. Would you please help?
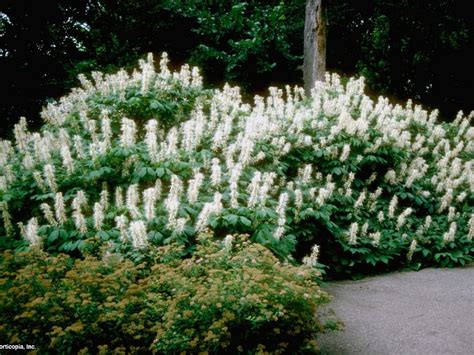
[225,214,239,226]
[48,229,60,243]
[240,216,252,227]
[148,231,163,243]
[99,231,110,241]
[150,100,163,110]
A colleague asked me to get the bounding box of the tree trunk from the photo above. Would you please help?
[304,0,326,96]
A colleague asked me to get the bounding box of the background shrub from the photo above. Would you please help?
[0,54,473,279]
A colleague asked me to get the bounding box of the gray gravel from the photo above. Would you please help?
[317,264,474,355]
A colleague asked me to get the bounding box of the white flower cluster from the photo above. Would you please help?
[396,207,413,230]
[164,175,183,229]
[0,201,13,236]
[25,218,41,249]
[443,222,457,243]
[129,220,148,249]
[195,192,223,232]
[274,192,289,241]
[303,244,320,267]
[72,190,88,233]
[407,239,417,261]
[348,222,359,245]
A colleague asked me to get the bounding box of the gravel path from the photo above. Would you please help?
[318,264,474,355]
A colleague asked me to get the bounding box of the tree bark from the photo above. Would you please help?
[304,0,326,96]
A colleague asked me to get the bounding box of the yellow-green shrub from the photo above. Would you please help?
[0,233,329,354]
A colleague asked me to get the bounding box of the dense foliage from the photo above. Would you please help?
[1,0,472,136]
[352,0,473,119]
[1,54,472,279]
[0,233,330,353]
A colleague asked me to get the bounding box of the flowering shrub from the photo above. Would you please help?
[0,233,330,353]
[0,53,473,277]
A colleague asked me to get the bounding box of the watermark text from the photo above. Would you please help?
[0,344,36,351]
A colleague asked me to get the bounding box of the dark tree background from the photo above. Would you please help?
[1,0,472,137]
[0,1,88,135]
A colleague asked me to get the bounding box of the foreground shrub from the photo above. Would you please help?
[0,53,473,277]
[0,233,329,354]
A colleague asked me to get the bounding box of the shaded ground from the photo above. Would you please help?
[318,264,474,355]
